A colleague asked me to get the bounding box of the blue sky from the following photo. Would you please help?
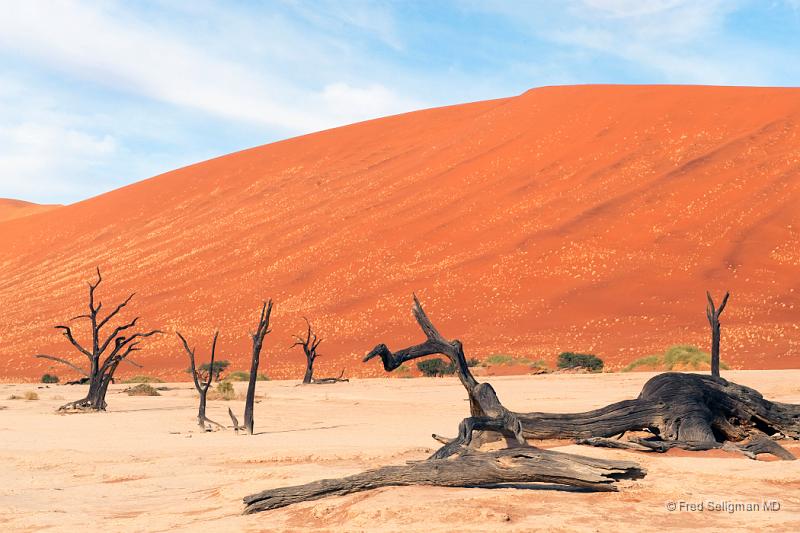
[1,0,799,204]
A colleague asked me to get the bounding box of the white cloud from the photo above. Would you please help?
[0,0,429,202]
[0,121,116,200]
[0,1,423,134]
[474,0,780,86]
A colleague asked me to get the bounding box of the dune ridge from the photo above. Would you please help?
[0,198,61,223]
[1,85,799,381]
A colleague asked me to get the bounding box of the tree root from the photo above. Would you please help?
[579,434,796,461]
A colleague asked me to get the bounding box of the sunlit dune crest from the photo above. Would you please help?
[2,85,799,381]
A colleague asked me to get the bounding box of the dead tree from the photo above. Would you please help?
[363,296,798,460]
[292,317,323,384]
[244,295,647,513]
[241,300,273,435]
[243,447,645,513]
[177,331,224,430]
[37,268,160,411]
[706,290,729,378]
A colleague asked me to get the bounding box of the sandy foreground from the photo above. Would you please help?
[2,371,799,532]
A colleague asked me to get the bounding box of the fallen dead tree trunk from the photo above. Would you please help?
[312,369,349,384]
[243,446,645,514]
[363,296,799,461]
[243,296,648,514]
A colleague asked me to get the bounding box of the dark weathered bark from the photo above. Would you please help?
[706,290,729,378]
[579,434,796,460]
[177,331,224,430]
[228,407,245,433]
[364,295,523,439]
[243,446,646,514]
[38,268,161,412]
[293,317,322,384]
[364,296,799,461]
[243,300,273,435]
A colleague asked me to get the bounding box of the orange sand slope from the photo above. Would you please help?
[0,198,60,223]
[1,85,799,381]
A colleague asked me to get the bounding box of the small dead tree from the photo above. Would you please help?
[706,290,729,378]
[293,317,322,384]
[177,331,224,430]
[228,300,273,435]
[37,268,160,411]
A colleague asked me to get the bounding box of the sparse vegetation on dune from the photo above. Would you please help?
[41,373,59,383]
[227,371,269,381]
[481,354,550,372]
[623,345,729,372]
[122,375,163,384]
[227,371,248,381]
[484,354,515,366]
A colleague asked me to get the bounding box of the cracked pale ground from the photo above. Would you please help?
[2,371,799,532]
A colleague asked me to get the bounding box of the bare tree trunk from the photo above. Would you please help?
[706,290,729,378]
[177,331,223,430]
[243,447,645,513]
[303,357,314,384]
[244,301,273,435]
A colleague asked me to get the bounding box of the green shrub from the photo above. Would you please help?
[485,354,515,366]
[123,375,163,384]
[126,383,160,396]
[186,360,230,381]
[529,359,549,370]
[623,345,729,372]
[211,381,236,401]
[227,371,269,381]
[557,352,604,372]
[417,358,456,377]
[41,374,59,384]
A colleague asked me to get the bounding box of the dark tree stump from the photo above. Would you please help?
[706,291,729,378]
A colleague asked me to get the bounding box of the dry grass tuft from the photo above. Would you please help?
[125,383,160,396]
[8,391,39,400]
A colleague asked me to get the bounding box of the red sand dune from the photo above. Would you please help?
[1,85,799,381]
[0,198,60,223]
